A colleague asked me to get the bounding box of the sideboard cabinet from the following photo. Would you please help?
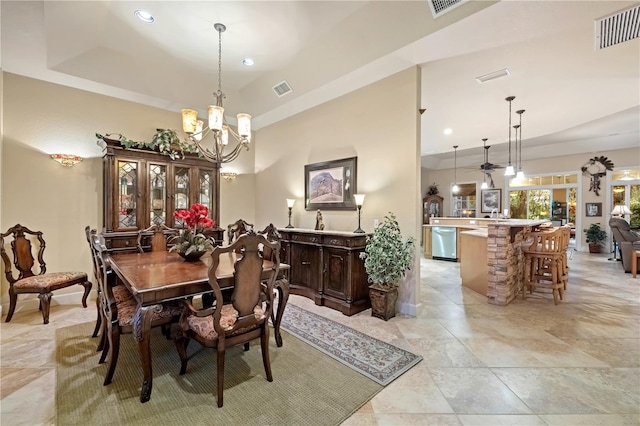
[102,138,224,251]
[278,229,371,316]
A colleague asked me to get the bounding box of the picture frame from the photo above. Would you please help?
[480,189,502,213]
[585,202,602,217]
[305,157,357,211]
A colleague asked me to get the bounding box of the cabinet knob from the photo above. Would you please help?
[301,261,310,266]
[125,241,130,246]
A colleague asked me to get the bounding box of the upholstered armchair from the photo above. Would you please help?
[609,217,640,273]
[1,224,92,324]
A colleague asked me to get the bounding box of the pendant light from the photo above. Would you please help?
[481,138,489,189]
[452,145,460,193]
[504,96,516,176]
[515,109,525,180]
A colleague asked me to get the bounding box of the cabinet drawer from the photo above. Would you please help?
[104,235,138,253]
[290,233,321,244]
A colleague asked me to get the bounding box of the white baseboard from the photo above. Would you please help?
[1,289,97,319]
[397,301,419,317]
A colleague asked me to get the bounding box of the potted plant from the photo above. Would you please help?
[360,212,415,320]
[584,223,607,253]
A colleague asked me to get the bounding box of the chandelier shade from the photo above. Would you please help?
[181,23,251,164]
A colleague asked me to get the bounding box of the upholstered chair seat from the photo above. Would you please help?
[186,304,265,340]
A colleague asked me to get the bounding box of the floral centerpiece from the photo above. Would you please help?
[169,203,215,260]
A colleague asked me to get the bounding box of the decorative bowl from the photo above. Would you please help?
[178,250,206,261]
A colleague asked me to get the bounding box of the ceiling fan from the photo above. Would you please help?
[478,138,504,174]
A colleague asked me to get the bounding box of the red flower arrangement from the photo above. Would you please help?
[169,203,215,256]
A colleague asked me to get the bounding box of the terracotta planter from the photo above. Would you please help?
[588,243,602,253]
[368,284,398,321]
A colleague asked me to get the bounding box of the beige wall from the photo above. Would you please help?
[422,146,640,250]
[1,73,254,313]
[254,67,422,314]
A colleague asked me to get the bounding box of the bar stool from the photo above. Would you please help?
[522,227,567,305]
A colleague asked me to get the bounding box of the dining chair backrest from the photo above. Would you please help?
[257,223,281,261]
[208,230,280,335]
[137,224,178,253]
[227,219,254,245]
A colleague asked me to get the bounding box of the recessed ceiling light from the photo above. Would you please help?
[443,128,453,135]
[134,10,154,23]
[242,58,254,66]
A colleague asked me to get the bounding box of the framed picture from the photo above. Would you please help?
[480,189,501,213]
[305,157,357,211]
[585,202,602,217]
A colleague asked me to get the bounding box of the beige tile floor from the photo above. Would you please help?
[1,250,639,425]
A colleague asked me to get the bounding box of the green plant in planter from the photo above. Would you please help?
[360,212,415,287]
[584,223,607,245]
[96,129,199,160]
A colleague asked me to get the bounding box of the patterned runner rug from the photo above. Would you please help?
[281,304,422,386]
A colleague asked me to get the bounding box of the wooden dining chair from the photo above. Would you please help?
[257,223,289,347]
[174,230,281,407]
[85,226,103,339]
[136,223,178,253]
[92,238,181,384]
[1,224,92,324]
[227,219,253,244]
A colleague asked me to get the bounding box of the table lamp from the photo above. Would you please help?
[286,198,295,228]
[611,205,632,217]
[353,194,366,233]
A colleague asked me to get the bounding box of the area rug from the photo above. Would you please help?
[281,304,422,386]
[55,322,382,426]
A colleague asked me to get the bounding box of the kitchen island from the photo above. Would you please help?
[425,218,547,305]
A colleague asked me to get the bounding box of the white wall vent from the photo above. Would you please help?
[272,80,293,98]
[476,68,510,84]
[595,4,640,49]
[428,0,467,18]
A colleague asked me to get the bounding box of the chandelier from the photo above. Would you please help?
[181,23,251,164]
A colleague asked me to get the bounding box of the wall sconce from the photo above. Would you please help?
[51,154,83,167]
[285,198,295,228]
[220,170,237,182]
[353,193,366,233]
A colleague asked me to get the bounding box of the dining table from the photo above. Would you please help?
[107,250,290,403]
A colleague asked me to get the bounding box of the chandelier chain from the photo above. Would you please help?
[217,26,223,95]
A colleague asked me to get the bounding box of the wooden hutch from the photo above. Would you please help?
[101,138,224,251]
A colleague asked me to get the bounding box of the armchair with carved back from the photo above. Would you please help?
[1,224,92,324]
[174,230,280,407]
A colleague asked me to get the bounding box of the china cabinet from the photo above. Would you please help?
[423,195,443,223]
[101,138,224,251]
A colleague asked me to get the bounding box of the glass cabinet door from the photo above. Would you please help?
[174,166,190,213]
[149,163,167,225]
[199,169,213,215]
[118,160,139,229]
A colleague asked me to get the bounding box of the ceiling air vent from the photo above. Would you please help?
[272,80,293,98]
[476,68,510,84]
[595,4,640,49]
[428,0,466,18]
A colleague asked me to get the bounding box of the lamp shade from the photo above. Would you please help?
[504,165,515,176]
[208,105,224,131]
[181,109,198,134]
[51,154,83,167]
[236,113,252,140]
[611,205,632,215]
[286,198,295,208]
[353,194,366,206]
